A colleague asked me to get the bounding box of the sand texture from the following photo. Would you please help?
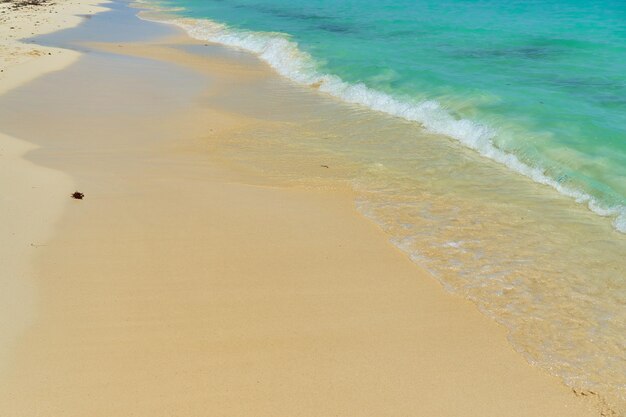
[0,2,601,416]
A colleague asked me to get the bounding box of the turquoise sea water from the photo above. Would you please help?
[152,0,626,232]
[139,0,626,414]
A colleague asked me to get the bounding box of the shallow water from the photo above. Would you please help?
[137,1,626,414]
[147,0,626,232]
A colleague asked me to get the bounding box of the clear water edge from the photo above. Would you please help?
[135,2,626,415]
[137,0,626,234]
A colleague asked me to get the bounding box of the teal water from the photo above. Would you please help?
[150,0,626,232]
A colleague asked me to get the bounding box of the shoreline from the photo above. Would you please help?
[137,7,626,413]
[0,1,604,416]
[139,5,626,234]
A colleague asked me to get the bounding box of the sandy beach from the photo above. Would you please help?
[0,0,105,371]
[0,1,604,415]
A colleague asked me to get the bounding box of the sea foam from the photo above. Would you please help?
[142,12,626,233]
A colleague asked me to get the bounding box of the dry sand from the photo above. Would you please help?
[0,2,601,416]
[0,0,106,94]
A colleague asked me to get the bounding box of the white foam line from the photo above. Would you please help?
[141,10,626,233]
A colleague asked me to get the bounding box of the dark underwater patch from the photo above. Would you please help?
[452,45,556,60]
[231,2,327,22]
[316,22,354,34]
[550,77,622,89]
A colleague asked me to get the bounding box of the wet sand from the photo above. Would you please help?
[0,0,105,371]
[0,2,599,416]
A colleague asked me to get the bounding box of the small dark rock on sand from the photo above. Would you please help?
[71,191,84,200]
